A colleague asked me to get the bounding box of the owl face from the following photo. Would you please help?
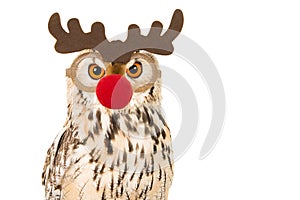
[66,50,162,110]
[49,10,183,110]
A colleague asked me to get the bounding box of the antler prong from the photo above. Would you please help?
[67,18,84,34]
[163,9,184,41]
[48,13,67,38]
[91,22,107,41]
[148,21,163,36]
[128,24,142,38]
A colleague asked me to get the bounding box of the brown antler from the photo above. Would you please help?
[132,8,184,55]
[48,13,107,53]
[95,9,184,63]
[48,9,184,63]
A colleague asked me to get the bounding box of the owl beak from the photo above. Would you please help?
[106,63,126,76]
[96,74,133,109]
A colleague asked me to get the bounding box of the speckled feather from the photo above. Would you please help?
[42,52,174,200]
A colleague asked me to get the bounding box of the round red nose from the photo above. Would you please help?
[96,74,133,109]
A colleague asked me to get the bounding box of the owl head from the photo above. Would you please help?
[48,10,183,110]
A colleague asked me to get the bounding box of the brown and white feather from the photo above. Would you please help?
[42,51,174,200]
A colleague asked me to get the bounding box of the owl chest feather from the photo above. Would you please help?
[59,106,173,200]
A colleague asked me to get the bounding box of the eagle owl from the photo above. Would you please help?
[42,9,184,200]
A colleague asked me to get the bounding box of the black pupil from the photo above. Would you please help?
[129,65,138,74]
[93,65,101,75]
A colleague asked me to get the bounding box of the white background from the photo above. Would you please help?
[0,0,300,199]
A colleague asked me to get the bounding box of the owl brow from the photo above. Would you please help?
[48,9,184,63]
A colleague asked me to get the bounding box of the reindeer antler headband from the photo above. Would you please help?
[48,9,184,63]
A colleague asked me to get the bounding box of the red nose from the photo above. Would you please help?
[96,74,133,109]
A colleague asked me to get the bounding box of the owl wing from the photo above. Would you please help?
[42,126,68,200]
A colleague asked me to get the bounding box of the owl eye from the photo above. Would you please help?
[88,64,105,80]
[126,61,142,78]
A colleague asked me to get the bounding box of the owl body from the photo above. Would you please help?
[42,51,174,200]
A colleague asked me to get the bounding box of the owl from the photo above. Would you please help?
[42,9,184,200]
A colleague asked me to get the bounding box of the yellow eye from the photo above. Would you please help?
[88,64,105,80]
[126,61,142,78]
